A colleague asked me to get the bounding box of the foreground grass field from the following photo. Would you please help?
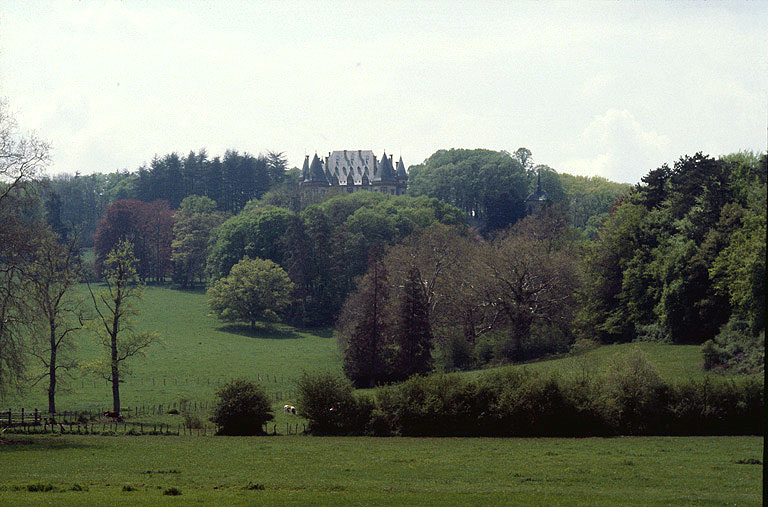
[0,434,762,506]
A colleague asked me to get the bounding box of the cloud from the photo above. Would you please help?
[559,109,671,183]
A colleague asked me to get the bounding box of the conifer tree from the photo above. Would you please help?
[339,254,390,388]
[393,266,433,380]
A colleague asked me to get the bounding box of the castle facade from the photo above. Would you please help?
[300,150,408,196]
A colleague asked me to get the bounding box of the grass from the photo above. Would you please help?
[0,434,762,506]
[2,286,339,427]
[457,342,712,383]
[4,286,750,429]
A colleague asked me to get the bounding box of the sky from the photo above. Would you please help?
[0,1,766,183]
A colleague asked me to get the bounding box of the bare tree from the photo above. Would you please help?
[26,228,86,413]
[480,211,578,359]
[0,99,50,396]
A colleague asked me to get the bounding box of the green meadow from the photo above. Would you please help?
[3,286,746,427]
[0,434,762,506]
[1,286,763,506]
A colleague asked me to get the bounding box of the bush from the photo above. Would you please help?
[183,411,203,429]
[601,350,667,434]
[518,322,571,361]
[210,379,273,435]
[298,350,763,437]
[702,319,764,374]
[163,487,182,496]
[295,372,362,435]
[435,332,476,371]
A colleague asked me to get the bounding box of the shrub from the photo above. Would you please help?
[493,371,569,436]
[163,487,182,496]
[518,322,571,361]
[210,379,273,435]
[167,408,179,415]
[601,350,667,434]
[122,485,136,492]
[183,411,203,429]
[702,319,764,374]
[435,332,476,371]
[295,372,362,435]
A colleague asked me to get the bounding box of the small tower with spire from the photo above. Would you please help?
[525,167,548,215]
[395,156,408,196]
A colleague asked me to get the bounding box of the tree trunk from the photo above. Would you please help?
[111,323,121,414]
[48,321,57,414]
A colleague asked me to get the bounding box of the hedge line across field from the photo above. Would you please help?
[297,352,763,437]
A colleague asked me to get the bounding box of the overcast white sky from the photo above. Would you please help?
[1,1,766,183]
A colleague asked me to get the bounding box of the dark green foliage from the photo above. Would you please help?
[407,148,529,232]
[339,256,391,387]
[577,151,766,345]
[207,206,295,280]
[702,319,764,374]
[243,482,266,491]
[210,379,273,435]
[436,332,477,372]
[300,351,763,437]
[163,487,182,496]
[392,267,433,380]
[294,372,364,435]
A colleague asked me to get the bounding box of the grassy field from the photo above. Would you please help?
[2,286,339,427]
[457,342,709,383]
[0,434,762,506]
[3,286,749,429]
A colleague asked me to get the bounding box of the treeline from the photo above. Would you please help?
[577,152,766,370]
[296,352,763,437]
[407,148,629,236]
[90,190,467,326]
[40,150,295,246]
[338,212,577,386]
[337,151,766,384]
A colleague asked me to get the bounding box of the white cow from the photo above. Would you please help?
[283,404,296,415]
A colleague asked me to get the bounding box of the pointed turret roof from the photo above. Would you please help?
[373,152,398,182]
[305,153,330,185]
[301,155,310,182]
[396,156,407,179]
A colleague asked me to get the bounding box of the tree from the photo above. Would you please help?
[171,196,225,287]
[266,151,288,187]
[338,253,392,387]
[88,241,158,413]
[210,378,273,435]
[207,257,294,328]
[94,199,173,282]
[206,206,295,280]
[407,148,528,232]
[480,211,578,359]
[392,266,433,380]
[0,99,50,395]
[26,227,86,413]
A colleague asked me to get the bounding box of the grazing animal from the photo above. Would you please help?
[283,404,296,415]
[103,410,123,421]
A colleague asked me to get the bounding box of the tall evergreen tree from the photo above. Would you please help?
[339,253,391,387]
[393,266,433,380]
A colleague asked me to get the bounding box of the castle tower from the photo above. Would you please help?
[525,167,548,215]
[395,156,408,196]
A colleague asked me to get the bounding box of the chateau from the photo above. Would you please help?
[300,150,408,196]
